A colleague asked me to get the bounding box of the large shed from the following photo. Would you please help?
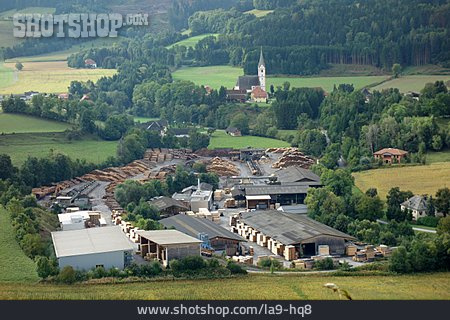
[238,210,355,260]
[51,226,134,270]
[160,214,244,255]
[137,230,202,266]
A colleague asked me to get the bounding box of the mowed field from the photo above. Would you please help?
[372,75,450,93]
[0,273,449,299]
[353,162,450,199]
[0,113,72,134]
[0,207,39,282]
[244,9,274,17]
[0,132,117,166]
[208,130,290,149]
[167,33,219,48]
[0,61,116,94]
[172,66,388,92]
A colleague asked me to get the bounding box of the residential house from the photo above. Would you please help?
[251,86,268,103]
[225,127,242,137]
[373,148,408,164]
[401,195,430,220]
[143,120,168,136]
[84,59,97,68]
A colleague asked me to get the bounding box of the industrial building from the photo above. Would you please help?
[51,226,134,270]
[160,214,244,255]
[172,182,214,211]
[236,210,355,260]
[148,196,189,218]
[136,230,202,266]
[57,210,102,230]
[273,166,321,184]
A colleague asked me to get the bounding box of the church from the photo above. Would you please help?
[227,48,268,103]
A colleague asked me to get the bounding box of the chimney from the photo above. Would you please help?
[197,178,201,191]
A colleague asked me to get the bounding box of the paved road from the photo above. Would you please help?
[377,219,436,233]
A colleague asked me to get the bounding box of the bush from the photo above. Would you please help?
[35,256,58,279]
[170,256,206,273]
[416,216,439,228]
[257,258,281,269]
[388,246,411,273]
[58,266,76,284]
[226,261,247,274]
[92,266,108,279]
[315,257,334,270]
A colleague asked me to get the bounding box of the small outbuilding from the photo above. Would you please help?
[51,226,134,270]
[136,230,202,266]
[160,214,244,255]
[148,196,189,218]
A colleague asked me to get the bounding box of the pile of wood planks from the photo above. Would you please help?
[271,149,315,168]
[207,157,240,176]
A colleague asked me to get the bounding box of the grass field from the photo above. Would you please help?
[167,33,219,48]
[0,273,449,299]
[0,61,116,94]
[427,150,450,164]
[133,116,160,123]
[208,130,290,149]
[372,75,450,93]
[0,61,13,88]
[0,113,72,134]
[245,9,274,17]
[353,162,450,199]
[172,66,389,92]
[0,132,117,166]
[0,207,39,282]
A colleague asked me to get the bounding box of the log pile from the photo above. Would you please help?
[207,157,240,176]
[266,147,297,153]
[145,148,196,164]
[271,149,315,169]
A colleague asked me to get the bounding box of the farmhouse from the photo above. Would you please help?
[226,89,247,102]
[237,210,355,260]
[171,128,190,138]
[148,196,189,218]
[251,86,268,103]
[160,214,244,255]
[373,147,408,164]
[143,120,168,135]
[136,230,202,266]
[225,127,242,137]
[84,59,97,68]
[401,195,429,220]
[51,226,134,270]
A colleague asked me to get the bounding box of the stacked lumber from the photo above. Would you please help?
[266,147,297,153]
[207,157,239,176]
[32,186,56,199]
[271,149,315,169]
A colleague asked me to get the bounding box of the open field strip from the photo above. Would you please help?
[0,207,39,282]
[0,132,117,166]
[0,61,116,94]
[167,33,219,48]
[0,113,72,134]
[0,273,448,299]
[244,9,274,17]
[353,162,450,199]
[208,130,290,149]
[172,66,389,92]
[372,75,450,93]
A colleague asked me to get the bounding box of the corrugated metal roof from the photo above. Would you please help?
[160,214,243,242]
[244,183,309,196]
[51,226,133,258]
[240,210,355,245]
[136,229,202,246]
[274,166,321,184]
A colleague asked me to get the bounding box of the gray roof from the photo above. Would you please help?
[401,195,428,211]
[243,183,310,196]
[51,226,133,258]
[278,204,308,214]
[240,210,355,245]
[160,214,243,242]
[236,75,260,91]
[274,166,321,184]
[148,196,188,211]
[136,229,202,245]
[258,47,265,67]
[144,120,168,130]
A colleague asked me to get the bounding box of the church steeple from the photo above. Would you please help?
[258,47,266,92]
[258,47,265,68]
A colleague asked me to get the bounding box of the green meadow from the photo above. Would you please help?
[208,130,290,149]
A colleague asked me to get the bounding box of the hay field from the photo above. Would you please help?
[353,162,450,199]
[372,75,450,93]
[0,113,72,134]
[0,273,449,299]
[0,61,116,94]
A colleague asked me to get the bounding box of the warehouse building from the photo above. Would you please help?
[237,210,355,260]
[137,230,202,266]
[273,166,321,184]
[241,183,312,209]
[148,196,189,218]
[160,214,244,255]
[51,226,134,270]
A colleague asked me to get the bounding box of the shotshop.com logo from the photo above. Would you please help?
[13,13,148,38]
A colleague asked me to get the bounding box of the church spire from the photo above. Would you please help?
[258,47,265,67]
